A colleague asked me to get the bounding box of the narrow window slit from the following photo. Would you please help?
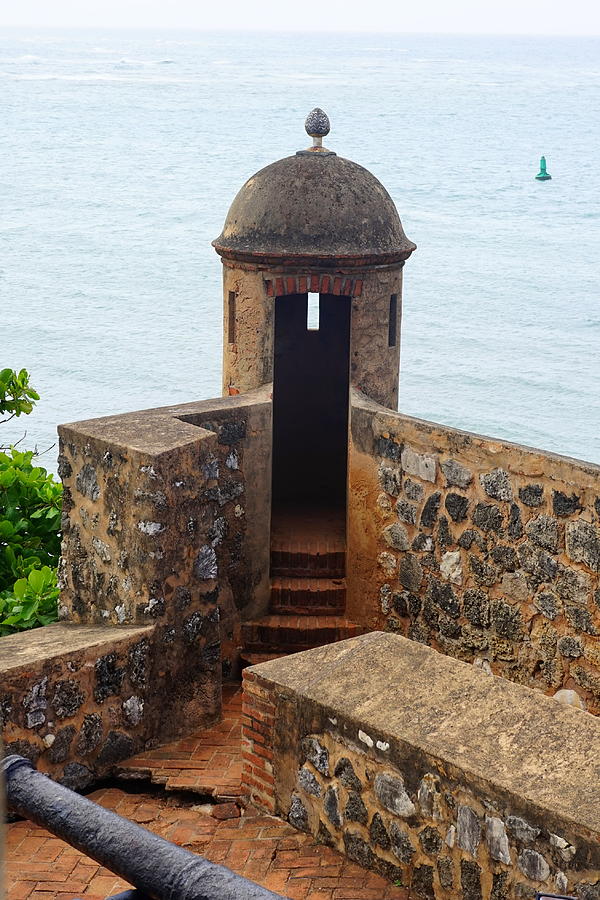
[307,292,320,331]
[388,294,397,347]
[228,291,236,343]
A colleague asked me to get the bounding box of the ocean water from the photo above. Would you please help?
[1,29,599,469]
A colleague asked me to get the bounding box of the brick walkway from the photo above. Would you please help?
[116,684,244,799]
[6,685,408,899]
[6,788,407,900]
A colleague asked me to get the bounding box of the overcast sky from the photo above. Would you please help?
[2,0,600,35]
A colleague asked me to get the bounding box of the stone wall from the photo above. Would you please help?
[1,624,161,786]
[348,392,600,713]
[242,633,600,900]
[58,387,271,677]
[1,388,272,782]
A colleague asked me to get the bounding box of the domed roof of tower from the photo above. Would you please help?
[213,109,416,266]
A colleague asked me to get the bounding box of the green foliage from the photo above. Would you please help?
[0,367,39,421]
[0,566,59,636]
[0,369,62,635]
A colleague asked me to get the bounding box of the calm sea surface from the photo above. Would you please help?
[2,30,599,469]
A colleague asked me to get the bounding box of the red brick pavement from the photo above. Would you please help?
[6,685,409,899]
[116,684,244,800]
[6,787,408,900]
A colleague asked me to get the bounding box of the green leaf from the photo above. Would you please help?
[12,578,28,600]
[28,568,45,593]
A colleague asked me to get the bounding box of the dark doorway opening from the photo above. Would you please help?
[271,292,350,516]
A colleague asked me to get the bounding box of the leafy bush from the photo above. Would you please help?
[0,369,62,635]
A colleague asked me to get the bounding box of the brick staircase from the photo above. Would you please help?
[241,506,364,664]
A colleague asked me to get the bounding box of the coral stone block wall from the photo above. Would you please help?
[58,389,271,676]
[242,634,600,900]
[348,393,600,713]
[1,624,162,785]
[0,389,272,781]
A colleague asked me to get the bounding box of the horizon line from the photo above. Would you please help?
[1,24,599,38]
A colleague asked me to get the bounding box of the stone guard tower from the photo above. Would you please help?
[56,111,415,729]
[213,110,415,662]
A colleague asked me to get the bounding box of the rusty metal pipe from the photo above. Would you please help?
[2,756,286,900]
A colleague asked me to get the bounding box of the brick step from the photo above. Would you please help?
[241,615,364,654]
[270,547,345,579]
[270,576,346,614]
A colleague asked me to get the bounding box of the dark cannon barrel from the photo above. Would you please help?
[2,755,287,900]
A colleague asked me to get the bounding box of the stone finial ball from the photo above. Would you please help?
[305,108,330,138]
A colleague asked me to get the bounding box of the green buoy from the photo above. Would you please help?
[535,156,552,181]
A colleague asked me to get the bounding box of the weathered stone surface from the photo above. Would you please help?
[566,521,600,571]
[491,545,518,571]
[526,515,559,553]
[440,550,462,584]
[383,522,410,551]
[401,446,436,483]
[48,725,76,764]
[445,493,469,522]
[553,491,582,518]
[334,757,362,792]
[412,864,435,899]
[76,714,103,755]
[428,577,460,618]
[374,773,416,817]
[122,695,144,726]
[399,554,423,592]
[288,795,309,831]
[302,737,329,776]
[565,604,596,634]
[76,463,99,500]
[404,478,424,501]
[52,680,85,719]
[508,503,524,539]
[463,588,490,628]
[369,813,390,849]
[344,791,368,825]
[437,857,454,890]
[390,822,415,863]
[298,766,322,797]
[324,786,342,827]
[396,499,417,525]
[441,458,473,489]
[518,849,550,882]
[194,545,218,580]
[94,653,125,703]
[60,762,94,792]
[486,816,511,864]
[376,436,402,461]
[461,859,483,900]
[481,469,512,502]
[379,465,402,497]
[558,636,583,658]
[456,805,481,856]
[421,492,441,528]
[343,832,374,868]
[556,567,591,605]
[519,484,544,507]
[534,592,559,619]
[518,542,558,583]
[473,503,503,532]
[95,730,134,769]
[491,871,510,900]
[419,825,442,855]
[459,529,484,550]
[491,600,523,641]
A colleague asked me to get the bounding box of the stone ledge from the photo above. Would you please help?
[0,623,153,674]
[250,631,600,834]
